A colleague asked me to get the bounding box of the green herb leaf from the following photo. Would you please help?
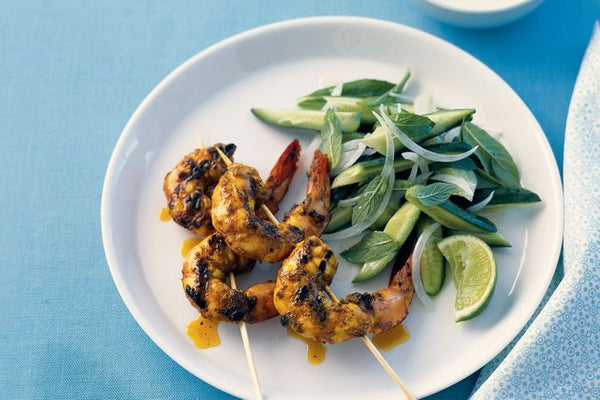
[391,113,435,138]
[352,175,389,225]
[361,70,411,107]
[307,79,395,98]
[410,182,456,207]
[341,231,401,263]
[430,157,477,171]
[321,108,343,169]
[460,122,520,187]
[430,168,477,201]
[475,168,504,187]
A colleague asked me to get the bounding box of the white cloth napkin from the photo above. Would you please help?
[470,22,600,399]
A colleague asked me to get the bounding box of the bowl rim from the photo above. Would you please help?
[421,0,540,14]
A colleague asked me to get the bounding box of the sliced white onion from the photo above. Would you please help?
[443,128,461,143]
[332,139,366,176]
[322,116,395,241]
[363,147,377,156]
[375,107,479,163]
[412,222,440,310]
[407,163,418,183]
[402,152,429,176]
[468,191,495,212]
[330,82,343,96]
[414,171,433,184]
[413,94,435,115]
[431,173,475,201]
[338,195,361,207]
[388,93,412,104]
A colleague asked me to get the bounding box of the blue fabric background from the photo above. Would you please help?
[1,1,598,399]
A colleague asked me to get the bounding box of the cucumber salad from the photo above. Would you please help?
[252,71,541,321]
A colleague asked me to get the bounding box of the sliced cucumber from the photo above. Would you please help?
[405,185,497,233]
[331,158,412,188]
[341,132,365,143]
[307,97,381,125]
[324,205,352,234]
[325,194,403,234]
[251,108,361,132]
[472,187,541,209]
[446,230,511,247]
[416,217,445,296]
[370,195,403,230]
[353,202,421,282]
[361,109,476,154]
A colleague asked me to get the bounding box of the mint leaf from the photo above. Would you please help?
[391,112,435,137]
[306,79,395,99]
[361,70,411,107]
[321,108,343,169]
[411,182,457,207]
[352,175,389,225]
[341,231,401,263]
[460,122,520,187]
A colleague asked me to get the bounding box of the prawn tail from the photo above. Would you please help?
[307,150,331,200]
[264,139,302,213]
[390,255,414,296]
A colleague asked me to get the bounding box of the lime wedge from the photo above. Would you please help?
[437,235,497,322]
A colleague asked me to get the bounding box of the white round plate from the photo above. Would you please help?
[411,0,544,28]
[101,17,562,399]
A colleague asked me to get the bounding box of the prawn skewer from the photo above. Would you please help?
[186,138,299,400]
[214,148,415,400]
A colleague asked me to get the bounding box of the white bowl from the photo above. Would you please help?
[412,0,544,28]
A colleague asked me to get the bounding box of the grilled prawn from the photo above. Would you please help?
[164,140,300,236]
[211,150,331,263]
[182,233,277,323]
[274,236,414,344]
[164,143,235,236]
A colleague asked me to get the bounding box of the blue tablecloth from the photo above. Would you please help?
[2,1,598,399]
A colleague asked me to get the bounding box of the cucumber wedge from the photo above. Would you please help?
[353,202,421,282]
[298,97,381,125]
[324,195,403,234]
[362,109,476,154]
[416,217,445,296]
[406,185,497,233]
[324,205,352,234]
[370,195,403,230]
[251,108,361,132]
[331,158,412,188]
[472,187,541,209]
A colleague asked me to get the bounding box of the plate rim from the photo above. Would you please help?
[101,15,564,399]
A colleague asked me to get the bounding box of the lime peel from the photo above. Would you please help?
[437,234,497,322]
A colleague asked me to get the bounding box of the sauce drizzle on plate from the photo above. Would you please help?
[287,328,327,365]
[181,237,203,257]
[186,315,220,349]
[372,324,410,351]
[159,207,171,222]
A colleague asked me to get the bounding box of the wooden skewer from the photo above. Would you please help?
[195,130,204,148]
[215,146,414,400]
[323,286,415,400]
[228,271,264,400]
[203,142,263,400]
